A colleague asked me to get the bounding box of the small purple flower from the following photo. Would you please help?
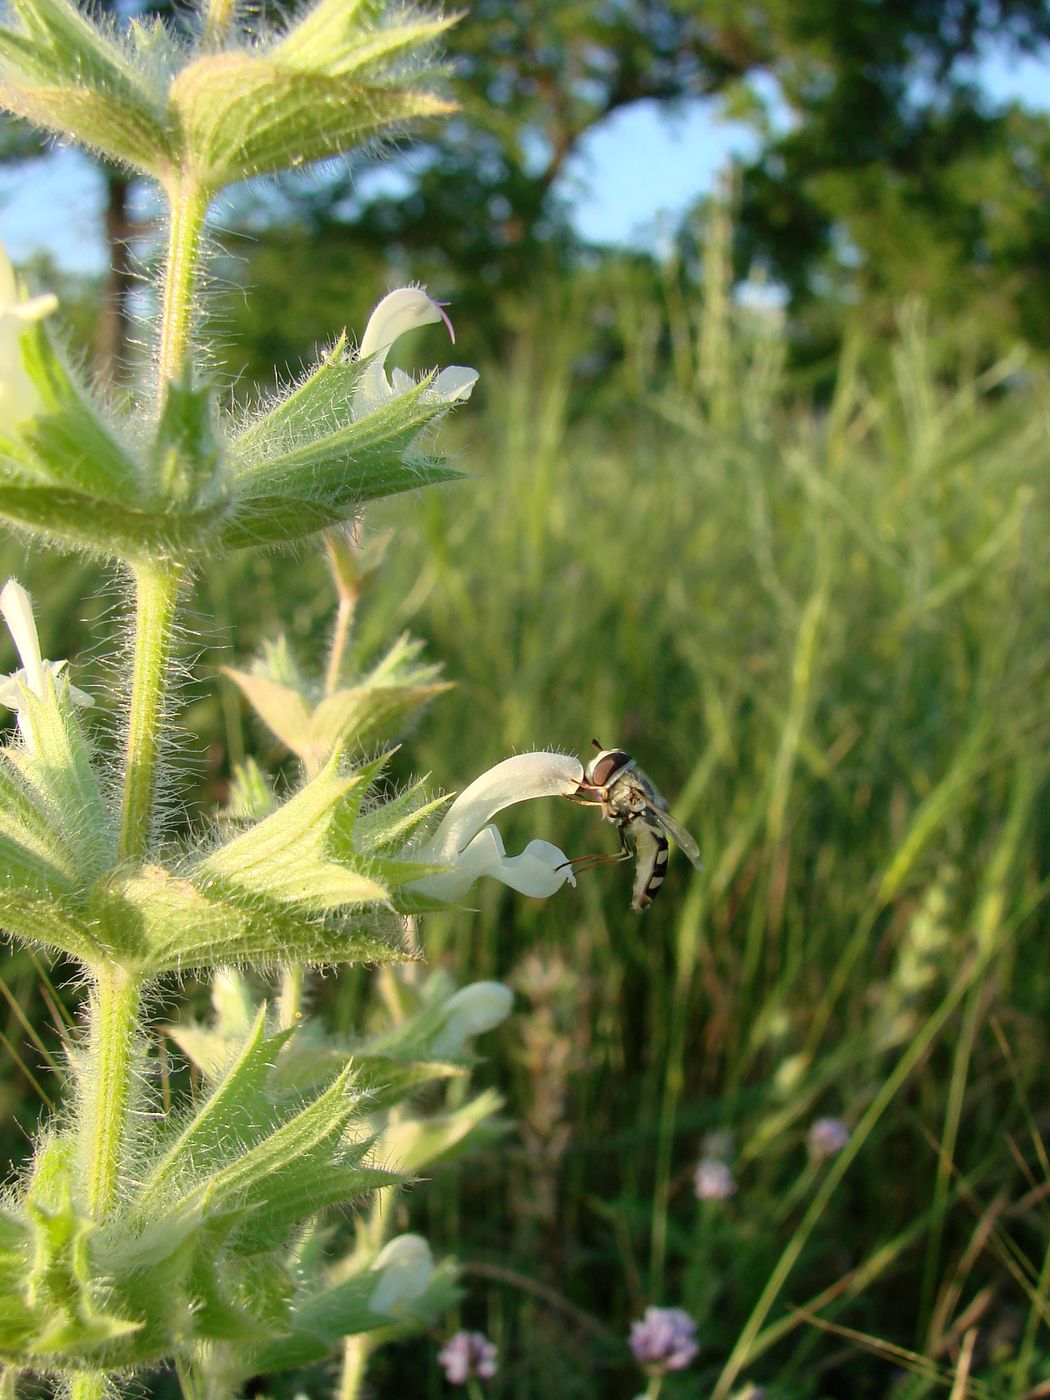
[808,1116,850,1159]
[629,1306,700,1374]
[694,1156,737,1201]
[438,1330,498,1385]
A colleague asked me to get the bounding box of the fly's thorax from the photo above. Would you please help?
[604,767,667,822]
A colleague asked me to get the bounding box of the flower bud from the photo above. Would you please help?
[368,1234,434,1316]
[430,982,514,1057]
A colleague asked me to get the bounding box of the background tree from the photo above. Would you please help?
[5,0,1050,374]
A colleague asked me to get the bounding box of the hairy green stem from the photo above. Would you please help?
[82,967,143,1215]
[70,966,144,1400]
[156,175,211,400]
[119,559,184,860]
[71,214,194,1400]
[324,592,356,698]
[323,527,361,701]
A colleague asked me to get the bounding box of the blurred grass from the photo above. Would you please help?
[2,226,1049,1396]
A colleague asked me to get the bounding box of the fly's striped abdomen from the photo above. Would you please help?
[631,822,669,911]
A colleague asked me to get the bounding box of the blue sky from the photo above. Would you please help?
[1,46,1048,272]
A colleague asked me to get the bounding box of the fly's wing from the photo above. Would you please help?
[648,806,704,870]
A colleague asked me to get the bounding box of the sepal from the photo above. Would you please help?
[221,363,463,549]
[192,752,389,912]
[134,1041,398,1259]
[3,680,114,877]
[12,1140,141,1361]
[248,1255,459,1373]
[149,373,223,509]
[223,757,278,825]
[377,1088,506,1173]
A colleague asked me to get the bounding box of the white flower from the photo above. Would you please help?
[431,981,514,1058]
[410,752,583,903]
[368,1233,434,1316]
[0,243,57,432]
[355,287,478,416]
[0,579,92,717]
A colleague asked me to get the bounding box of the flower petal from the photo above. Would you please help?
[412,826,575,902]
[358,287,450,362]
[0,246,57,430]
[0,245,15,306]
[419,751,583,864]
[432,365,479,403]
[0,579,45,694]
[9,292,58,324]
[0,582,92,712]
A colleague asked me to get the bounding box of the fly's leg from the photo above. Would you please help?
[558,823,632,875]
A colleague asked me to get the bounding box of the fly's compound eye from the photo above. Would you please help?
[586,749,634,788]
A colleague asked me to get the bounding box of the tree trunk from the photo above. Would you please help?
[95,169,135,383]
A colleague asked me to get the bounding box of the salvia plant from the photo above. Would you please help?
[0,1,590,1397]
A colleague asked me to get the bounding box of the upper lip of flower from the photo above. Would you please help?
[409,751,584,902]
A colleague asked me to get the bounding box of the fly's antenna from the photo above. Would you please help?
[591,737,603,751]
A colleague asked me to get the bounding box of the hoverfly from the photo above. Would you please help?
[566,740,703,911]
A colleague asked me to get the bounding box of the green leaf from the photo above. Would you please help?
[94,863,411,973]
[272,0,454,79]
[0,0,173,174]
[14,320,143,501]
[169,52,454,190]
[0,479,228,560]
